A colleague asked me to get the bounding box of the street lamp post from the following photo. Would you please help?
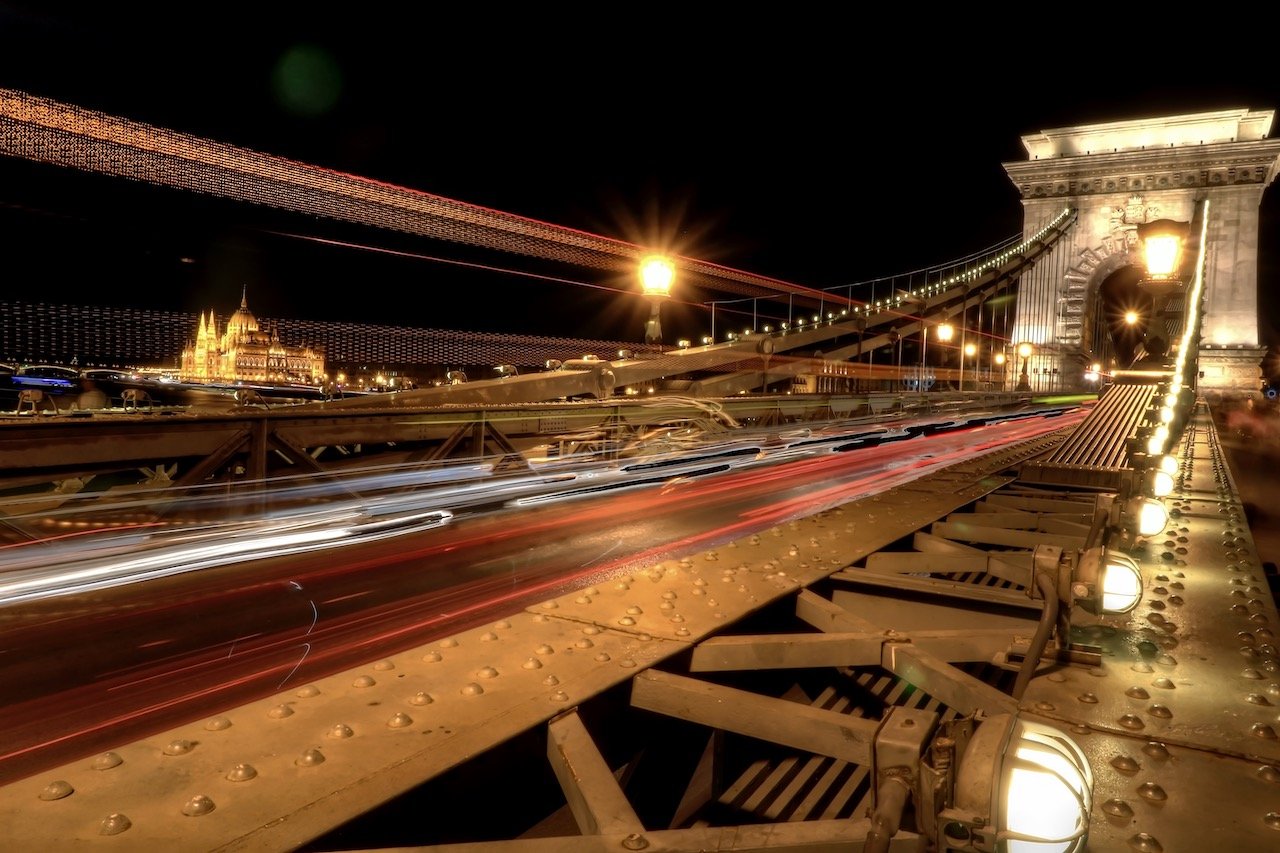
[963,342,976,390]
[918,322,928,395]
[1135,218,1190,369]
[1016,342,1034,392]
[640,255,675,352]
[936,322,954,390]
[993,351,1006,390]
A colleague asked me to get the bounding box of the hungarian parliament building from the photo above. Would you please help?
[179,291,326,384]
[0,297,645,381]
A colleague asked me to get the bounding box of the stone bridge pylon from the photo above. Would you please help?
[1004,108,1280,398]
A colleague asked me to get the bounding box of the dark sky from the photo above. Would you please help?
[2,9,1279,349]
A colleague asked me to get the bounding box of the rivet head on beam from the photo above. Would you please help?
[423,651,443,663]
[99,814,131,836]
[205,716,232,731]
[1119,715,1145,730]
[91,752,123,771]
[477,666,498,679]
[182,795,215,817]
[1127,832,1163,852]
[480,631,500,641]
[1265,812,1280,831]
[1152,677,1175,690]
[268,704,294,719]
[440,638,459,648]
[388,713,413,728]
[1102,799,1134,819]
[328,724,353,739]
[163,740,194,756]
[576,638,594,649]
[1148,704,1173,719]
[352,676,376,688]
[38,781,72,801]
[296,748,325,766]
[522,658,542,670]
[1078,693,1098,704]
[544,675,560,686]
[1251,724,1278,740]
[1111,755,1141,774]
[227,764,257,782]
[411,691,434,705]
[622,833,650,850]
[1126,687,1150,699]
[374,660,395,670]
[1258,765,1280,783]
[550,690,569,703]
[1248,694,1273,706]
[535,643,555,654]
[1143,742,1171,761]
[1137,781,1167,802]
[461,683,484,696]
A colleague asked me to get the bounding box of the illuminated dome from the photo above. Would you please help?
[226,287,259,337]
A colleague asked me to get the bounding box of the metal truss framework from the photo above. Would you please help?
[3,406,1273,851]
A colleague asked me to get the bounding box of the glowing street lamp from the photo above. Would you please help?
[935,323,954,391]
[1016,342,1033,392]
[1137,218,1190,294]
[639,254,675,349]
[963,342,976,390]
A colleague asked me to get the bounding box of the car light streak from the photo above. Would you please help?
[0,405,1085,784]
[0,510,453,606]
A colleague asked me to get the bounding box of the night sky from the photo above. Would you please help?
[2,10,1279,354]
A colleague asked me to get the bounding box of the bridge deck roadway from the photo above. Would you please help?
[0,404,1274,851]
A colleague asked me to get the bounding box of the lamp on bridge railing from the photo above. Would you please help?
[993,351,1006,389]
[1107,492,1170,552]
[639,254,675,350]
[1016,342,1034,392]
[947,712,1094,853]
[817,705,1095,852]
[1011,538,1146,700]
